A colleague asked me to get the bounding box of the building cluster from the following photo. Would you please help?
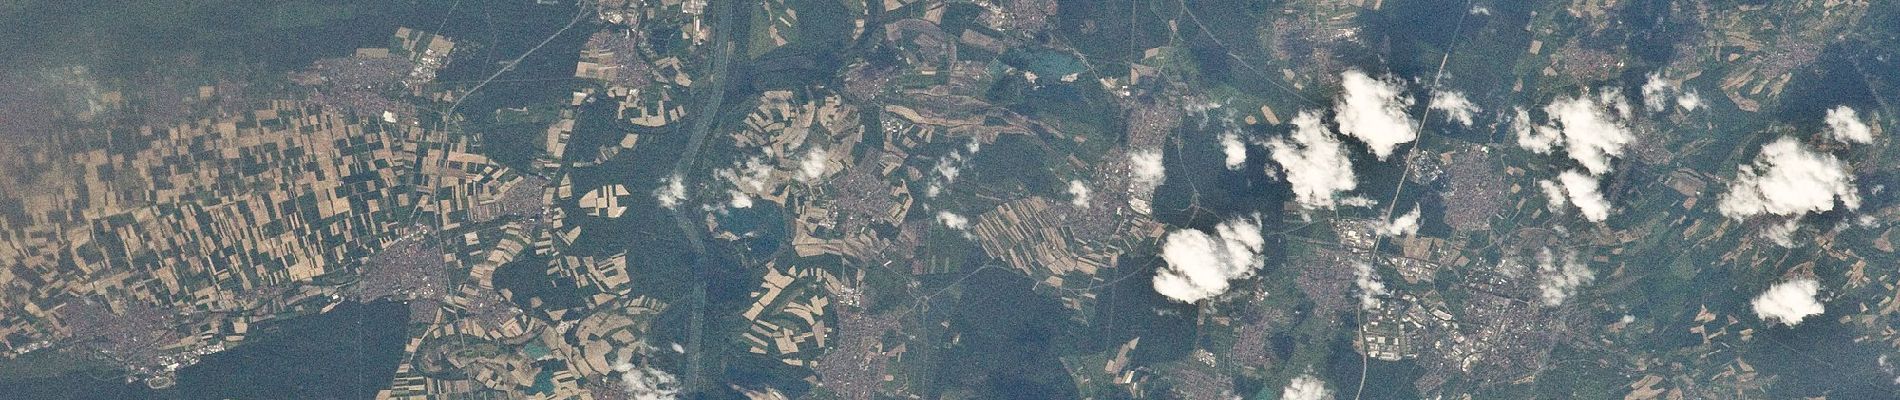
[1702,0,1869,112]
[0,25,575,392]
[0,98,420,383]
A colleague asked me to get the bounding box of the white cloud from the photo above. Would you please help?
[939,160,964,183]
[927,142,981,198]
[1152,215,1266,303]
[1541,90,1635,175]
[1537,179,1566,213]
[1334,70,1418,160]
[1380,205,1421,237]
[1281,374,1332,400]
[727,190,754,209]
[1220,131,1248,170]
[1677,90,1703,112]
[1762,218,1801,247]
[936,211,970,230]
[654,174,687,209]
[1130,149,1166,189]
[1468,5,1491,15]
[610,342,681,400]
[928,155,964,198]
[1859,214,1883,228]
[649,175,687,209]
[1127,149,1166,215]
[612,364,681,400]
[716,157,775,204]
[1716,136,1861,219]
[1067,180,1092,208]
[1511,106,1560,154]
[1535,248,1595,306]
[1641,73,1674,113]
[1824,105,1874,144]
[1557,170,1611,221]
[1353,262,1389,310]
[739,158,774,192]
[797,146,831,182]
[1752,278,1824,326]
[1495,257,1528,279]
[1428,90,1481,127]
[1268,111,1358,210]
[1537,171,1611,221]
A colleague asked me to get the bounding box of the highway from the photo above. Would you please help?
[675,0,739,393]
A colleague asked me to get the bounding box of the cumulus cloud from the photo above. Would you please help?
[1067,180,1092,208]
[1537,171,1611,221]
[797,146,831,182]
[1752,278,1824,326]
[612,363,681,400]
[1677,90,1703,112]
[1557,170,1611,221]
[716,157,774,208]
[1537,179,1566,213]
[727,190,755,209]
[1153,215,1266,303]
[609,342,681,400]
[654,174,687,209]
[1335,70,1418,160]
[927,156,964,198]
[1511,106,1560,154]
[1541,90,1635,175]
[1824,105,1874,144]
[733,158,774,192]
[927,141,981,198]
[1641,73,1675,113]
[1353,262,1390,310]
[1535,248,1595,306]
[1380,205,1421,237]
[1221,131,1248,170]
[1130,149,1166,189]
[936,211,970,230]
[1281,374,1332,400]
[1518,90,1631,221]
[1468,5,1491,15]
[1126,149,1166,215]
[1716,136,1861,219]
[1762,218,1801,248]
[1428,90,1481,127]
[1494,257,1528,279]
[1268,111,1358,210]
[1636,68,1702,113]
